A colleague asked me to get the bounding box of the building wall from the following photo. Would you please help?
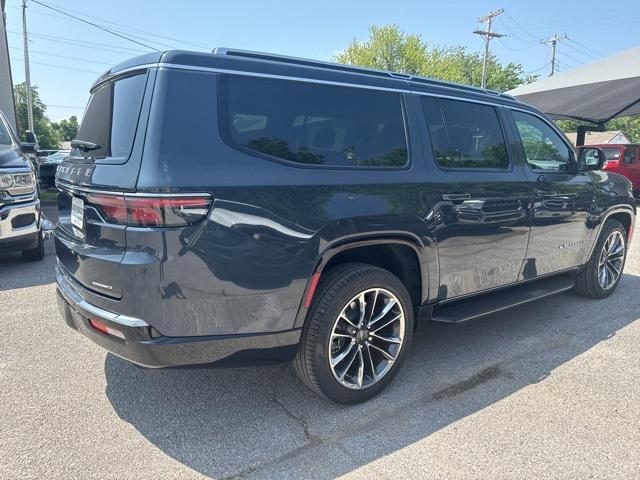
[610,133,630,144]
[0,0,17,133]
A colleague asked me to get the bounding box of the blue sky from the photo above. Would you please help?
[5,0,640,121]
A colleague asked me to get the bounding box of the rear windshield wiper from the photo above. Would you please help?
[70,140,101,152]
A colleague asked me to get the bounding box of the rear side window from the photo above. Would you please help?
[623,147,634,164]
[74,73,147,160]
[422,97,509,169]
[221,75,408,168]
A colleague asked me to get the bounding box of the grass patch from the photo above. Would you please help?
[39,189,58,202]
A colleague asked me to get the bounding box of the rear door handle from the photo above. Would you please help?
[442,193,471,201]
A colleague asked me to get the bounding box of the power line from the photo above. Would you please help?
[559,50,586,66]
[565,38,603,59]
[497,37,535,52]
[11,57,102,74]
[29,0,158,51]
[562,42,600,61]
[27,0,210,50]
[11,3,174,49]
[525,7,635,28]
[526,12,640,35]
[7,30,148,54]
[503,12,540,42]
[10,46,114,66]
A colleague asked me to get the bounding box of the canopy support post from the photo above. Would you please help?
[576,123,605,146]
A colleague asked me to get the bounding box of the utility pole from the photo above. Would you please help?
[473,8,505,89]
[22,0,34,133]
[541,34,567,76]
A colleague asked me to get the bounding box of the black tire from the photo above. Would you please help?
[574,219,627,299]
[22,229,45,262]
[294,263,414,404]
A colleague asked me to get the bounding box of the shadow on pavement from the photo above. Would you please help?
[0,199,57,291]
[0,240,56,291]
[104,272,640,479]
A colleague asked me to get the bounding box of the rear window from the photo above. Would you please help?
[73,73,147,160]
[221,75,408,168]
[602,147,622,161]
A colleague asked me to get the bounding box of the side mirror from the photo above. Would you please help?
[25,130,38,144]
[20,130,39,154]
[577,146,606,171]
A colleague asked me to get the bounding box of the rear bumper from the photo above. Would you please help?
[55,263,301,368]
[0,199,40,251]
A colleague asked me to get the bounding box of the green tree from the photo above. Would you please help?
[334,25,537,92]
[556,117,640,143]
[53,115,79,142]
[14,82,63,149]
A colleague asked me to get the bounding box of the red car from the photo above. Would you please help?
[588,144,640,197]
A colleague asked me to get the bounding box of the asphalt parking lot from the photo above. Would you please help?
[1,206,639,479]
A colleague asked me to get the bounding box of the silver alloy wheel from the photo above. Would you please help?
[328,288,405,390]
[598,230,625,290]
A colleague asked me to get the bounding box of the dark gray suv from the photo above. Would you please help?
[55,49,635,403]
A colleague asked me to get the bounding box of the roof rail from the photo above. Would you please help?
[212,47,514,100]
[213,47,408,81]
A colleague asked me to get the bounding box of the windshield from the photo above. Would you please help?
[0,117,13,147]
[73,73,147,159]
[601,147,622,161]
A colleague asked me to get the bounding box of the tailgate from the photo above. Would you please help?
[55,184,126,299]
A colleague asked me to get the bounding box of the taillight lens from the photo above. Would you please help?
[85,194,212,227]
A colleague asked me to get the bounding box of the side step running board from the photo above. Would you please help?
[431,274,575,324]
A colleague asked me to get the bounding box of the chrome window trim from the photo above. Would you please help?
[56,180,211,198]
[158,63,408,94]
[90,63,158,91]
[98,62,522,111]
[154,62,519,109]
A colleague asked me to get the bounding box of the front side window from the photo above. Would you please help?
[623,147,634,164]
[222,75,408,168]
[422,97,509,169]
[512,111,572,172]
[74,73,147,160]
[602,147,622,161]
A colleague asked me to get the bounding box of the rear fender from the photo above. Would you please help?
[292,234,431,329]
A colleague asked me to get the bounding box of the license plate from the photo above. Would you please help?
[71,196,84,231]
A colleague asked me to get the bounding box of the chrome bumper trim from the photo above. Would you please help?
[0,199,40,240]
[55,260,149,328]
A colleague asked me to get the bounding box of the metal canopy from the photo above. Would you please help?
[507,46,640,125]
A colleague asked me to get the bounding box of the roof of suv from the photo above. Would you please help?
[94,48,522,107]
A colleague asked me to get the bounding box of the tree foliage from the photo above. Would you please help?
[556,117,640,143]
[53,116,79,142]
[13,82,78,149]
[334,25,537,92]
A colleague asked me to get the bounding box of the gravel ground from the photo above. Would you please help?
[1,208,639,479]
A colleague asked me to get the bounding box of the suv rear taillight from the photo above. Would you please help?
[85,194,212,227]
